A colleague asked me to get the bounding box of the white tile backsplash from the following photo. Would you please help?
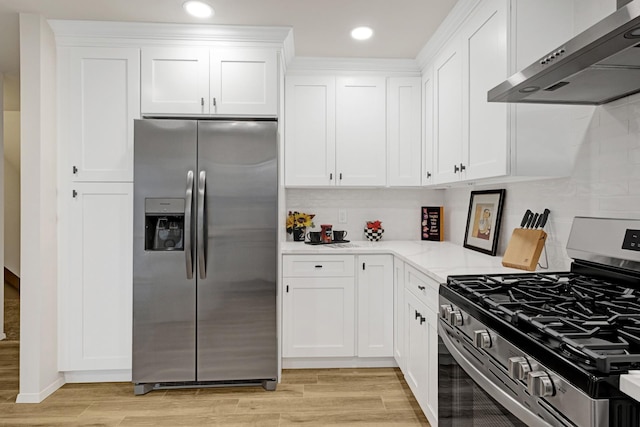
[286,92,640,270]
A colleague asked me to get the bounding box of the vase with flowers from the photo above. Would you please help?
[286,211,315,241]
[364,220,384,241]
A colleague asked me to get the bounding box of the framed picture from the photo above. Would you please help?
[463,189,506,256]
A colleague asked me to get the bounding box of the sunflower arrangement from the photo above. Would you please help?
[286,211,315,234]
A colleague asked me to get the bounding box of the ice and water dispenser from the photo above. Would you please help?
[145,199,185,251]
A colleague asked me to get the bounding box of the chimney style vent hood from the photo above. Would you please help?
[488,0,640,105]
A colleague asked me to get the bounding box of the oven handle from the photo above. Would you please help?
[438,320,553,427]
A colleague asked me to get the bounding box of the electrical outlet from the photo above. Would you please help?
[338,209,347,224]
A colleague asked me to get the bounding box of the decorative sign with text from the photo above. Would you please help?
[421,206,444,241]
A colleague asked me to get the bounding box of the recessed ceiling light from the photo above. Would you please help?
[351,26,373,41]
[183,1,214,18]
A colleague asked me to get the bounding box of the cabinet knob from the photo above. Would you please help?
[417,285,426,291]
[454,164,459,173]
[426,171,431,179]
[460,163,466,172]
[72,165,78,174]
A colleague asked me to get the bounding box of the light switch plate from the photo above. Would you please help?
[338,209,347,224]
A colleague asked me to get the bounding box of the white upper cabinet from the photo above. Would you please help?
[433,37,463,185]
[141,47,210,115]
[388,77,421,187]
[422,68,434,186]
[336,77,387,186]
[284,75,336,186]
[210,48,278,115]
[461,0,509,181]
[142,47,278,116]
[62,47,140,182]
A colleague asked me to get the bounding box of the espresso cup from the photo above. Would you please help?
[333,230,348,241]
[307,231,322,243]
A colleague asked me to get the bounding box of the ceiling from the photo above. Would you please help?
[0,0,458,78]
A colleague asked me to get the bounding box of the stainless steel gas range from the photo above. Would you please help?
[438,217,640,427]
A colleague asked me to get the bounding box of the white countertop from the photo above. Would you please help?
[281,240,522,282]
[621,372,640,403]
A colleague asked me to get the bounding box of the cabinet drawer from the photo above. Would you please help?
[405,264,439,313]
[283,255,355,277]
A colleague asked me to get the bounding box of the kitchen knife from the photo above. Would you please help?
[538,209,551,229]
[525,211,535,229]
[530,213,539,229]
[520,210,533,228]
[533,213,543,229]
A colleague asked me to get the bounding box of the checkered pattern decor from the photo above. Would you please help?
[364,228,384,241]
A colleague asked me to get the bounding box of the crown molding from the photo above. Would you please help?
[48,19,292,48]
[287,56,420,75]
[416,0,481,70]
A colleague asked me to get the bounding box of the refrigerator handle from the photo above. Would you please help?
[185,170,194,279]
[197,170,207,279]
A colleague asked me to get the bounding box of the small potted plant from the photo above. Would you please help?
[286,211,315,241]
[364,220,384,241]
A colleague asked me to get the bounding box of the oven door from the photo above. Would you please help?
[438,320,547,427]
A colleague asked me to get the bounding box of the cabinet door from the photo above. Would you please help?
[210,48,277,116]
[422,68,435,186]
[64,47,140,182]
[282,277,355,357]
[433,38,463,184]
[404,289,428,403]
[336,77,387,186]
[388,77,421,187]
[393,259,405,370]
[357,255,394,357]
[284,76,336,186]
[60,183,133,371]
[426,312,439,422]
[141,47,209,114]
[461,0,509,180]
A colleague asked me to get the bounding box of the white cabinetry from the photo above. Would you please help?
[142,47,277,116]
[357,255,394,357]
[403,264,439,426]
[59,183,133,371]
[387,77,421,187]
[282,255,355,357]
[284,76,336,186]
[335,77,387,186]
[393,259,405,370]
[60,47,140,182]
[422,68,435,186]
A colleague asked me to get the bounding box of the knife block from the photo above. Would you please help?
[502,228,547,271]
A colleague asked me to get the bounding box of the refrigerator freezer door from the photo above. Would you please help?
[133,119,197,383]
[196,120,278,382]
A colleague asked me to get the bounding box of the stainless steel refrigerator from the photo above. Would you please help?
[132,119,278,395]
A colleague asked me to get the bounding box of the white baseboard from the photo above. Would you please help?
[282,357,397,369]
[64,369,132,383]
[16,376,66,403]
[0,332,6,341]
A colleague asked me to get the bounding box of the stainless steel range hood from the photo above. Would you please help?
[488,0,640,105]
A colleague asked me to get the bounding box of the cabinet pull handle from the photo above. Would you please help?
[72,190,78,198]
[426,171,431,179]
[362,262,365,271]
[454,164,460,173]
[314,265,323,268]
[200,97,204,106]
[72,166,78,174]
[213,97,217,107]
[420,315,426,325]
[460,163,466,172]
[339,173,343,180]
[415,310,420,320]
[330,173,333,180]
[286,285,289,293]
[418,285,426,291]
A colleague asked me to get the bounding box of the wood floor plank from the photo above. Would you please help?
[194,384,303,400]
[280,409,427,426]
[237,396,385,414]
[304,382,408,398]
[120,413,281,426]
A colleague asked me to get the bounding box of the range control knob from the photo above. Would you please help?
[473,330,492,349]
[449,310,464,326]
[439,304,453,319]
[508,357,531,380]
[527,371,555,397]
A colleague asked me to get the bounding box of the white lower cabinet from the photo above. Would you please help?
[282,255,356,357]
[59,182,133,371]
[393,259,406,370]
[403,268,439,426]
[357,255,394,357]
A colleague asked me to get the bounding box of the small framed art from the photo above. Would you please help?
[421,206,444,241]
[463,189,506,256]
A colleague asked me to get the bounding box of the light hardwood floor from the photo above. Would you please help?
[0,288,429,426]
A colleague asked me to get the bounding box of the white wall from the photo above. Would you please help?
[0,72,5,341]
[286,188,445,241]
[445,93,640,270]
[17,13,64,403]
[4,111,20,276]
